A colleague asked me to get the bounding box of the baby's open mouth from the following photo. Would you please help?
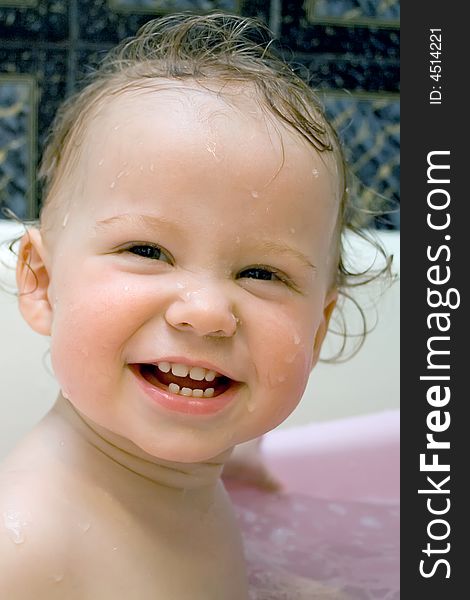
[133,362,233,398]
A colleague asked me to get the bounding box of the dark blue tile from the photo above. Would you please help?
[0,0,68,42]
[0,47,67,144]
[78,0,157,43]
[322,92,400,227]
[0,75,36,219]
[109,0,239,14]
[0,47,67,217]
[295,53,399,93]
[304,0,400,25]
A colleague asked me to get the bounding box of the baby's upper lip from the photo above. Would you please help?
[136,357,240,382]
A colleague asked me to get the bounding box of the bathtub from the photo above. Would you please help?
[226,410,399,599]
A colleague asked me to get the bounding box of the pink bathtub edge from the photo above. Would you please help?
[261,410,400,505]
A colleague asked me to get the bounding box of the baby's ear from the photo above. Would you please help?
[16,228,53,336]
[310,289,338,370]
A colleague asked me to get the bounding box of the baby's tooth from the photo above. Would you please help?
[181,387,193,396]
[189,366,206,381]
[158,361,171,373]
[205,370,216,382]
[169,383,180,394]
[192,389,204,398]
[203,388,215,398]
[172,363,189,377]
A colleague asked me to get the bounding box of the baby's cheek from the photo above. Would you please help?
[49,281,140,398]
[253,312,315,423]
[49,313,110,403]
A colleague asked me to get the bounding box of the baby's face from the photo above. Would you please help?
[42,85,338,462]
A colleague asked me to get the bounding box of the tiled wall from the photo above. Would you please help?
[0,0,399,225]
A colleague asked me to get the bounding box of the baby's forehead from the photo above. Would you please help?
[84,82,338,181]
[91,81,263,131]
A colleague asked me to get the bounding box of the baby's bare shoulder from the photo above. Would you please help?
[0,446,83,597]
[0,480,73,599]
[0,526,70,600]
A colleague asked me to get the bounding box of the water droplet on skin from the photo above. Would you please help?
[110,181,116,189]
[176,282,185,290]
[98,158,104,166]
[78,521,91,533]
[293,333,301,345]
[3,510,30,544]
[285,352,297,364]
[113,124,120,131]
[116,169,127,179]
[112,546,118,551]
[267,370,286,389]
[123,285,130,292]
[149,163,155,172]
[184,289,207,303]
[62,213,69,228]
[246,397,256,413]
[59,440,65,447]
[250,190,259,199]
[312,168,319,178]
[53,574,64,583]
[206,140,217,159]
[289,227,296,234]
[179,488,189,506]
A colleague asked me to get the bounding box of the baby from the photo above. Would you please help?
[0,13,381,599]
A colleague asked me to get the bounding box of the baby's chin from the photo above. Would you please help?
[135,436,236,466]
[104,420,234,466]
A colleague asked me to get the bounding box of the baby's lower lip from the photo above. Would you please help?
[129,364,240,416]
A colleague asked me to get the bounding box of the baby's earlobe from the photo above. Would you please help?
[16,229,53,336]
[310,290,338,370]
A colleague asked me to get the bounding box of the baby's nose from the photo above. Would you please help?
[165,285,238,338]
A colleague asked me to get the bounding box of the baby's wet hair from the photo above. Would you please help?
[19,12,393,359]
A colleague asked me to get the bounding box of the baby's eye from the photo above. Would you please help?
[238,267,282,282]
[125,244,172,263]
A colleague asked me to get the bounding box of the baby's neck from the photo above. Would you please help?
[51,394,232,509]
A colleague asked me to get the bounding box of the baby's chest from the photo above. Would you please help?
[68,510,247,600]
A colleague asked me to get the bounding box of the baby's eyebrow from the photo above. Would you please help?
[94,213,181,235]
[255,240,317,270]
